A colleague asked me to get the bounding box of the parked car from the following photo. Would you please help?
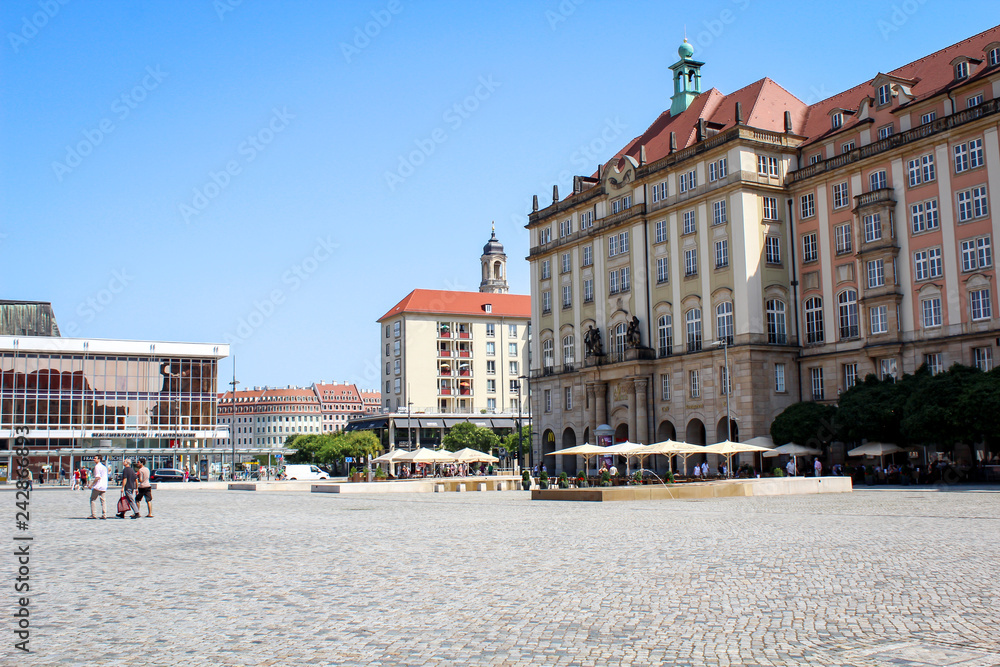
[151,468,185,482]
[282,464,330,481]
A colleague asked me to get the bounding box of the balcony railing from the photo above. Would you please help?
[438,350,451,357]
[458,350,471,358]
[439,388,452,395]
[458,332,471,339]
[854,187,895,211]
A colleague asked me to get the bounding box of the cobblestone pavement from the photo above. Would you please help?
[9,486,1000,666]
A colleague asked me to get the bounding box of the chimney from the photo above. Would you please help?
[735,102,743,124]
[669,132,677,153]
[784,110,793,133]
[597,163,603,179]
[696,118,706,142]
[532,195,538,212]
[573,175,581,194]
[639,144,647,165]
[552,184,559,203]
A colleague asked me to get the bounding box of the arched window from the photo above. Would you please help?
[614,323,627,361]
[805,297,824,344]
[562,335,575,365]
[657,315,673,357]
[493,261,502,279]
[766,300,787,344]
[838,290,859,339]
[715,302,734,344]
[542,339,554,370]
[686,309,702,352]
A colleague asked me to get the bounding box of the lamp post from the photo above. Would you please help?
[518,374,532,471]
[229,357,239,481]
[406,396,413,450]
[516,376,524,472]
[713,338,732,477]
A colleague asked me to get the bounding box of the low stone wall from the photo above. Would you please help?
[312,476,521,495]
[532,476,853,502]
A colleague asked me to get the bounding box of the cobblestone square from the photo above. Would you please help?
[12,486,1000,666]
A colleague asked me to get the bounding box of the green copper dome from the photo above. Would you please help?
[678,39,694,59]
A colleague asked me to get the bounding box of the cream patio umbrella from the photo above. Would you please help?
[396,447,456,476]
[763,442,821,477]
[703,440,771,477]
[644,440,707,476]
[602,441,646,476]
[848,442,903,471]
[546,443,607,477]
[451,447,499,463]
[372,448,411,476]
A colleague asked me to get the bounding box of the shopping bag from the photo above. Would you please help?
[117,493,131,514]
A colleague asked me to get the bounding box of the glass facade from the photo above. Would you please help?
[1,353,219,433]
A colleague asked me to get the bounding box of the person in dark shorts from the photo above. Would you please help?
[117,458,139,519]
[135,458,153,518]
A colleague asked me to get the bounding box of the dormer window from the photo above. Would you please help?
[955,61,969,80]
[832,112,843,129]
[877,83,891,106]
[990,46,1000,67]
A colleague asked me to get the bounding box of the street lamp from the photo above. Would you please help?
[229,357,239,481]
[518,374,531,471]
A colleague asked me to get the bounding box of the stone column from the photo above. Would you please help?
[594,383,608,430]
[634,377,649,445]
[586,384,597,441]
[624,380,636,441]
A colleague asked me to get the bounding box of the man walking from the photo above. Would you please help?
[135,458,153,518]
[117,458,139,519]
[88,455,108,519]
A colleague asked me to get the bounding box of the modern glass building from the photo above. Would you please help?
[0,335,233,480]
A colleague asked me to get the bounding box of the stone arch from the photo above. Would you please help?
[493,260,503,280]
[715,415,738,443]
[583,426,591,446]
[686,418,707,473]
[655,420,676,474]
[614,423,629,443]
[542,429,557,470]
[561,427,578,474]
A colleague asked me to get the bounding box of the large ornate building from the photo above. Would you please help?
[526,28,1000,470]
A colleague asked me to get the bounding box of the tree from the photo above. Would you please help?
[441,422,500,453]
[343,431,382,461]
[503,426,533,459]
[902,364,983,448]
[836,373,912,445]
[285,434,321,463]
[769,402,837,449]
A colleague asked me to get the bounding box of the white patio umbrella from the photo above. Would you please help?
[396,447,455,476]
[703,440,770,477]
[547,443,607,477]
[372,448,411,476]
[644,440,706,475]
[603,441,645,476]
[763,442,821,477]
[451,447,499,463]
[848,442,903,471]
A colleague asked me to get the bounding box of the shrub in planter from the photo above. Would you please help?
[600,470,611,487]
[665,470,675,484]
[558,472,569,489]
[772,467,785,478]
[521,469,531,490]
[539,470,549,490]
[576,472,588,488]
[374,467,387,480]
[632,470,643,485]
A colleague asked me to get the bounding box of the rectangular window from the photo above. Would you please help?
[608,235,619,257]
[970,289,992,320]
[720,365,731,396]
[660,374,670,401]
[655,220,667,243]
[774,363,785,393]
[921,111,936,125]
[832,112,843,129]
[679,172,688,193]
[842,141,855,154]
[509,324,517,337]
[486,342,495,355]
[487,379,496,393]
[683,210,696,234]
[914,250,929,281]
[486,323,495,337]
[486,360,496,374]
[684,248,697,276]
[689,370,700,398]
[539,227,551,244]
[544,389,551,412]
[880,358,898,380]
[611,195,632,214]
[911,199,939,233]
[715,240,729,269]
[870,305,888,334]
[922,354,941,375]
[583,279,594,303]
[955,143,969,172]
[564,387,572,411]
[800,193,815,219]
[582,245,593,266]
[835,224,852,254]
[928,247,942,277]
[609,270,619,294]
[580,210,593,229]
[559,219,572,237]
[877,124,893,140]
[757,155,779,176]
[393,321,401,336]
[810,153,822,165]
[541,291,551,313]
[561,253,571,274]
[656,257,669,283]
[541,260,551,279]
[709,161,717,182]
[869,170,887,191]
[968,94,984,108]
[864,214,882,243]
[802,233,818,262]
[833,182,849,209]
[908,154,936,186]
[486,398,496,411]
[713,200,727,225]
[921,297,942,328]
[687,169,697,189]
[651,181,668,203]
[844,363,858,389]
[810,368,824,401]
[762,196,778,220]
[765,236,781,264]
[561,285,572,308]
[877,83,891,106]
[717,158,727,178]
[991,47,1000,66]
[974,347,993,371]
[620,266,630,291]
[509,361,518,375]
[867,259,885,288]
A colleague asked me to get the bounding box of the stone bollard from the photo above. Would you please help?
[456,483,466,492]
[434,484,445,493]
[476,482,487,492]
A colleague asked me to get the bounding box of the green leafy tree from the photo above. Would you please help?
[769,402,837,449]
[343,431,382,461]
[836,373,912,445]
[441,422,500,453]
[285,434,321,463]
[901,364,983,448]
[503,426,533,459]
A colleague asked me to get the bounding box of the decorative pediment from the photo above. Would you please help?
[603,155,638,192]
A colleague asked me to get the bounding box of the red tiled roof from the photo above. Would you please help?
[378,289,531,321]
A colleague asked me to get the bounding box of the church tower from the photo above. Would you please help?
[479,224,508,294]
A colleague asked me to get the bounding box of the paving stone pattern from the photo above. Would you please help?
[12,487,1000,666]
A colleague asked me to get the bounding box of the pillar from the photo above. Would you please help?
[634,377,649,445]
[586,384,597,442]
[594,383,607,429]
[625,380,637,442]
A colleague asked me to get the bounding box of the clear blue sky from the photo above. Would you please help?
[1,1,995,389]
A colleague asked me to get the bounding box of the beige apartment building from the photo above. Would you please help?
[378,232,531,416]
[526,28,1000,471]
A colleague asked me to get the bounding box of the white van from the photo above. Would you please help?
[282,464,330,481]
